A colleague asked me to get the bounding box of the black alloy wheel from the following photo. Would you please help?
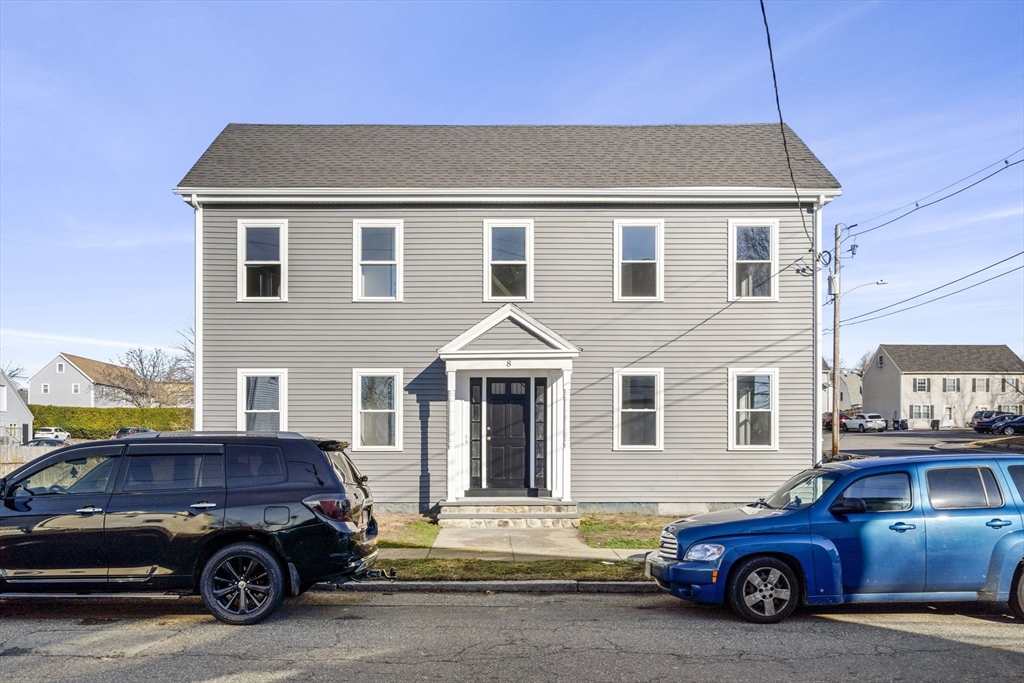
[727,556,800,624]
[200,542,285,625]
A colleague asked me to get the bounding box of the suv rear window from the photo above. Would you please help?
[927,467,1004,509]
[324,450,364,486]
[226,445,287,488]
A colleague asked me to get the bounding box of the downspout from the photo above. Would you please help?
[186,194,203,430]
[813,194,825,466]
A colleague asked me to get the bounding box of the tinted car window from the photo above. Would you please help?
[199,454,224,488]
[226,445,287,488]
[124,454,204,492]
[13,448,120,496]
[835,472,912,512]
[1008,465,1024,500]
[927,467,1003,509]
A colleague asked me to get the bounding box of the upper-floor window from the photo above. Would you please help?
[352,369,403,451]
[353,219,403,301]
[238,219,287,301]
[729,368,778,450]
[41,384,50,395]
[877,355,884,368]
[914,378,930,392]
[972,377,990,393]
[944,378,959,392]
[237,369,287,431]
[57,362,65,373]
[613,368,663,450]
[729,219,778,301]
[1004,378,1019,392]
[484,220,533,301]
[613,219,664,301]
[72,384,80,394]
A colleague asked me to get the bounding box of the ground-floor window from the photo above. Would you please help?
[613,368,663,450]
[910,405,932,420]
[237,369,287,431]
[998,404,1022,414]
[729,368,778,450]
[353,369,403,451]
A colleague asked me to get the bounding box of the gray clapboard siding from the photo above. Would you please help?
[202,205,817,504]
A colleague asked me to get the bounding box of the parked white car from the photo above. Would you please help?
[33,427,69,441]
[842,413,886,432]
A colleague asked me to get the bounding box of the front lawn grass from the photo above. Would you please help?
[376,514,440,549]
[579,514,681,549]
[380,559,646,581]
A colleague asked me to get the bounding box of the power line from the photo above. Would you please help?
[849,147,1024,229]
[845,158,1023,240]
[838,251,1024,319]
[825,265,1023,331]
[759,0,814,250]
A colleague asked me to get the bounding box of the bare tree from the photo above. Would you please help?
[852,351,874,376]
[2,360,27,382]
[103,348,177,407]
[167,318,195,406]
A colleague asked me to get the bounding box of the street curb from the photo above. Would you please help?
[315,580,658,594]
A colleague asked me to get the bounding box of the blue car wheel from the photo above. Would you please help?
[727,556,800,624]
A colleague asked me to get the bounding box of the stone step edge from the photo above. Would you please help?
[317,580,657,594]
[437,512,581,520]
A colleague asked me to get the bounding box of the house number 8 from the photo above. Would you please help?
[506,360,512,367]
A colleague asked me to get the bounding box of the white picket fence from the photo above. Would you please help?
[0,445,58,476]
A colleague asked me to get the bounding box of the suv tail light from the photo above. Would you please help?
[303,493,364,532]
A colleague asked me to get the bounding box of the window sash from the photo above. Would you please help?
[614,219,663,301]
[238,220,287,301]
[237,370,287,431]
[729,369,777,450]
[911,405,933,419]
[354,220,403,301]
[353,369,403,451]
[484,220,533,301]
[944,378,958,392]
[729,220,777,301]
[613,369,663,450]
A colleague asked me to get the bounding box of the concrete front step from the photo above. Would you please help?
[438,498,581,529]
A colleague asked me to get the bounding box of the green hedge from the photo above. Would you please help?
[28,406,194,440]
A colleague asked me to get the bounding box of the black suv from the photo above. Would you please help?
[0,432,377,625]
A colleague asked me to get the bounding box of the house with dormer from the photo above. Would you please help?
[175,124,841,515]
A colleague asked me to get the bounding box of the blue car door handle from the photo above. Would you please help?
[985,519,1012,529]
[888,522,916,532]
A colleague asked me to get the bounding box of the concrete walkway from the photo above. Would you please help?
[379,528,649,562]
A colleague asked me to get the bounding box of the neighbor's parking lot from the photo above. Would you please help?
[825,427,982,459]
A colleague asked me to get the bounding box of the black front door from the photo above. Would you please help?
[486,378,530,492]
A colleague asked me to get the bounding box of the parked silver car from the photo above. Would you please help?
[33,427,69,441]
[843,413,886,432]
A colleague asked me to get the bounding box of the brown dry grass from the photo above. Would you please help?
[579,513,681,549]
[375,514,440,548]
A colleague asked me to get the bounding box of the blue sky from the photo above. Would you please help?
[1,0,1022,378]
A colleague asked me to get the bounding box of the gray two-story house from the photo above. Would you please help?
[175,124,841,517]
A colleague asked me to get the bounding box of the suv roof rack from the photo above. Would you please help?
[121,431,308,440]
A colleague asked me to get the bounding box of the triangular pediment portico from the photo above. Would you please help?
[439,304,580,362]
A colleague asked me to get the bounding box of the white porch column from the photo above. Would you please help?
[561,369,572,501]
[446,370,458,501]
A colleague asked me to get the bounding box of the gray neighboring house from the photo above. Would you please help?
[27,353,134,408]
[1,369,34,443]
[862,344,1024,428]
[175,123,841,514]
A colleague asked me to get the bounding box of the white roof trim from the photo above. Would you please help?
[26,353,95,384]
[439,304,581,360]
[176,186,841,205]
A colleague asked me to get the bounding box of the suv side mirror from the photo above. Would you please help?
[830,497,867,515]
[359,475,369,485]
[0,477,6,498]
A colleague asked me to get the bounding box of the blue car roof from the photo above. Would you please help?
[820,453,1024,471]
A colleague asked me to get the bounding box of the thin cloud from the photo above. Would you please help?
[0,328,169,350]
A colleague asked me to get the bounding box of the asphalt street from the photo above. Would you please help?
[1,592,1021,683]
[824,428,985,459]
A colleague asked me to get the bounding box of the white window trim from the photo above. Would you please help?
[41,383,50,394]
[352,368,404,452]
[973,377,990,393]
[910,404,933,420]
[944,377,958,392]
[914,378,928,392]
[236,369,288,431]
[613,219,665,302]
[728,367,780,451]
[727,219,779,302]
[72,384,80,394]
[612,367,664,451]
[237,219,288,302]
[483,219,534,302]
[352,219,404,302]
[56,362,65,373]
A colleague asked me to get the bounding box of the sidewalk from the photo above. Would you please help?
[379,527,649,563]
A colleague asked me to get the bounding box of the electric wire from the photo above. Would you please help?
[759,0,814,250]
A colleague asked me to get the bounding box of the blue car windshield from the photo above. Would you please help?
[764,470,843,510]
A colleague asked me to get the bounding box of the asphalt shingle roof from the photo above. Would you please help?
[879,345,1024,374]
[177,123,840,190]
[62,353,131,384]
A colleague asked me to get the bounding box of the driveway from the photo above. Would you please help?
[824,428,983,458]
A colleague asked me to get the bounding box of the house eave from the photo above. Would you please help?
[174,186,842,205]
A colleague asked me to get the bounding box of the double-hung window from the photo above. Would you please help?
[614,220,664,301]
[972,377,990,393]
[238,219,287,301]
[914,378,930,392]
[353,219,403,301]
[484,220,533,301]
[944,378,959,392]
[613,368,663,450]
[911,405,933,420]
[729,368,778,450]
[41,384,50,395]
[1004,378,1019,392]
[729,219,778,301]
[237,370,287,431]
[353,369,403,451]
[57,362,65,373]
[72,384,80,395]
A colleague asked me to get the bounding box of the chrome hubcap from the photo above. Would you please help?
[742,567,792,617]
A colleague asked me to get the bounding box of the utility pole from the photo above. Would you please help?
[830,223,842,461]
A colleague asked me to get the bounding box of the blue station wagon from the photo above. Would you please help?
[646,454,1024,623]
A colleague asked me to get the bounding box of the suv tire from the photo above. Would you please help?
[200,542,285,625]
[1010,565,1024,621]
[727,556,800,624]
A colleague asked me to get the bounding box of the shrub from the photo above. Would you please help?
[28,406,194,440]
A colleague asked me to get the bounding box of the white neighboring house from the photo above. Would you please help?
[1,369,34,443]
[27,353,135,408]
[821,362,863,414]
[862,344,1024,429]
